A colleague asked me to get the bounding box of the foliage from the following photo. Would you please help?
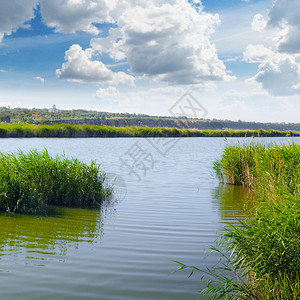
[0,149,111,214]
[1,106,300,132]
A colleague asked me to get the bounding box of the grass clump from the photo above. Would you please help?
[0,149,111,214]
[214,142,300,197]
[213,144,265,187]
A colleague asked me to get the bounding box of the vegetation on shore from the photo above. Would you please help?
[0,149,111,214]
[0,106,163,123]
[214,143,299,197]
[0,123,299,138]
[175,143,300,299]
[213,143,300,299]
[1,106,300,133]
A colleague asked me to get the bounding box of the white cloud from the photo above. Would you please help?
[244,0,300,96]
[268,0,300,27]
[250,52,300,96]
[56,44,135,86]
[243,45,274,63]
[252,14,267,32]
[40,0,113,35]
[274,24,300,54]
[0,0,231,88]
[0,0,38,42]
[53,0,233,87]
[91,28,126,61]
[91,0,233,85]
[33,76,45,84]
[267,0,300,53]
[0,69,6,73]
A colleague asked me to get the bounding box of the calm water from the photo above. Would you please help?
[0,137,298,299]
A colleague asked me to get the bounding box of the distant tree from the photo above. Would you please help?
[0,114,10,123]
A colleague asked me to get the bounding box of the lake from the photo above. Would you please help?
[0,137,298,299]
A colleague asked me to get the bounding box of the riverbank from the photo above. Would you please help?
[209,143,300,298]
[0,123,299,138]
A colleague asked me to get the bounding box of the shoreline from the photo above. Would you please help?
[0,123,299,138]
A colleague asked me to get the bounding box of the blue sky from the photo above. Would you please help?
[0,0,299,122]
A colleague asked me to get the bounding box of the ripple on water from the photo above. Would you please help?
[0,137,298,299]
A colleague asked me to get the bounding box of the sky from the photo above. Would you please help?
[0,0,299,123]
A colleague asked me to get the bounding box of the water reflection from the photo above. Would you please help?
[0,207,104,261]
[212,184,256,222]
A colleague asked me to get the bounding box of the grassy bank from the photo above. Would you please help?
[209,143,300,298]
[174,143,300,298]
[0,123,299,138]
[0,149,111,214]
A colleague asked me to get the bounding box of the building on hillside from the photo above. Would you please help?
[48,104,59,114]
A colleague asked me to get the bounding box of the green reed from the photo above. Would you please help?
[214,143,300,197]
[0,149,112,214]
[174,143,300,299]
[0,123,298,138]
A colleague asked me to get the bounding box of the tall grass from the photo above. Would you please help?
[0,123,298,138]
[213,143,300,298]
[0,149,111,214]
[213,144,263,187]
[214,143,300,197]
[175,143,300,299]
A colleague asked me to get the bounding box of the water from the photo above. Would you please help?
[0,137,298,299]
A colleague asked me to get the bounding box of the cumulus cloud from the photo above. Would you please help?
[245,0,300,96]
[254,54,300,96]
[56,44,135,86]
[91,0,233,85]
[53,0,233,86]
[243,45,274,63]
[33,76,45,83]
[251,14,267,32]
[0,0,38,42]
[274,25,300,54]
[245,49,300,96]
[268,0,299,27]
[91,28,126,61]
[267,0,300,53]
[0,69,6,73]
[1,0,233,87]
[40,0,113,35]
